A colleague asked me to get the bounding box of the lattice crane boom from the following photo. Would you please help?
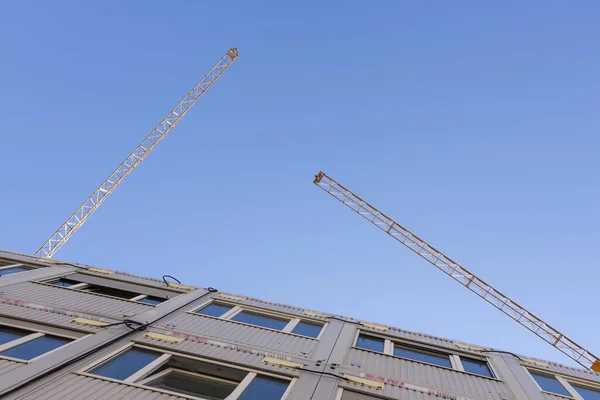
[35,48,239,259]
[314,171,600,372]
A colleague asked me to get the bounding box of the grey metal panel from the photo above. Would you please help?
[66,273,183,300]
[134,330,309,373]
[0,359,22,375]
[0,302,117,331]
[0,265,77,288]
[221,292,338,321]
[343,348,515,400]
[17,374,187,400]
[484,353,534,400]
[361,324,468,352]
[1,282,152,319]
[340,383,445,400]
[157,313,319,357]
[85,268,197,291]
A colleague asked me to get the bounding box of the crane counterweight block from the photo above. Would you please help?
[314,171,600,372]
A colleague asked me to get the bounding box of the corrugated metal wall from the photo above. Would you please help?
[0,251,598,400]
[18,374,188,400]
[0,359,22,376]
[343,348,515,400]
[157,313,319,357]
[1,282,152,319]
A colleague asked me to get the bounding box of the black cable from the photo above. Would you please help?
[481,350,524,361]
[298,367,349,381]
[162,275,181,285]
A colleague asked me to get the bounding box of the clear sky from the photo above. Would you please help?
[1,2,598,368]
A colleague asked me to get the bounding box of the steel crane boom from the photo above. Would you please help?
[35,48,239,259]
[314,171,600,372]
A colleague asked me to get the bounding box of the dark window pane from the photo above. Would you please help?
[573,384,600,400]
[91,348,161,380]
[394,346,451,368]
[231,311,288,331]
[356,335,384,353]
[291,321,322,338]
[84,285,139,300]
[195,303,234,318]
[50,278,80,287]
[530,373,571,397]
[0,335,71,360]
[137,296,165,305]
[0,325,29,346]
[0,267,30,276]
[461,357,494,378]
[146,370,237,399]
[239,375,289,400]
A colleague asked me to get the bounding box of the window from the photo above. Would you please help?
[354,331,494,377]
[50,278,80,287]
[238,375,289,399]
[47,278,168,305]
[137,296,165,306]
[528,369,600,399]
[0,266,32,276]
[573,384,600,400]
[291,321,323,338]
[195,303,234,318]
[231,311,288,331]
[88,346,292,400]
[0,325,72,361]
[394,345,452,368]
[192,302,324,339]
[460,357,494,378]
[0,336,71,360]
[356,335,385,353]
[530,372,571,397]
[144,369,238,398]
[92,348,161,380]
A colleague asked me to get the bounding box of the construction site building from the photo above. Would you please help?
[0,250,598,400]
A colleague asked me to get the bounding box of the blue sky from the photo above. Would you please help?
[1,2,599,368]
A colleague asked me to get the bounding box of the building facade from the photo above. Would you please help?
[0,250,598,400]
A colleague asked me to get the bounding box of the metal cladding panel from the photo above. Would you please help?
[0,359,22,375]
[19,374,187,400]
[219,293,333,322]
[0,302,114,331]
[344,348,515,400]
[84,269,196,292]
[1,282,152,319]
[363,325,461,350]
[158,313,318,357]
[340,383,445,400]
[135,333,305,375]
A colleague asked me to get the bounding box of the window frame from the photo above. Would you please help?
[526,367,600,400]
[352,330,497,379]
[42,279,168,306]
[0,323,77,363]
[0,263,35,276]
[189,300,327,340]
[80,343,297,400]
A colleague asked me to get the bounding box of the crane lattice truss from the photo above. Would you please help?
[314,171,600,372]
[35,48,239,259]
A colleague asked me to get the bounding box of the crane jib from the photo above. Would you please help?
[314,171,600,373]
[35,49,238,259]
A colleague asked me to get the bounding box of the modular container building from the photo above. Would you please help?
[0,250,598,400]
